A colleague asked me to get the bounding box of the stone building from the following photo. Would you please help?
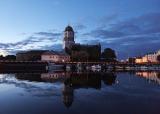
[63,25,101,61]
[16,50,46,61]
[63,25,75,50]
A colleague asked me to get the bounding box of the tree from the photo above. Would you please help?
[5,55,16,60]
[0,55,4,60]
[101,48,116,62]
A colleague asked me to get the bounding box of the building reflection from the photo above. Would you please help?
[15,71,117,108]
[15,73,43,82]
[136,71,160,84]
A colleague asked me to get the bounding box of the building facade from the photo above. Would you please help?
[41,51,70,63]
[135,57,143,63]
[16,50,46,61]
[135,50,160,63]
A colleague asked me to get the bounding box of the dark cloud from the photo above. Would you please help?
[86,12,160,38]
[111,12,160,35]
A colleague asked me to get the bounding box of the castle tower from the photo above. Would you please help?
[63,25,75,50]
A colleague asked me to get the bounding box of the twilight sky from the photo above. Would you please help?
[0,0,160,59]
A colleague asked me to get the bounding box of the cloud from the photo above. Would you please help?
[100,13,119,23]
[0,74,61,98]
[35,32,61,37]
[86,12,160,38]
[73,23,87,31]
[97,13,119,29]
[89,29,125,38]
[0,31,63,55]
[79,12,160,59]
[111,12,160,35]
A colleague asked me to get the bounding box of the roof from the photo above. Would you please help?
[42,51,69,56]
[16,50,47,55]
[65,25,74,32]
[136,57,142,59]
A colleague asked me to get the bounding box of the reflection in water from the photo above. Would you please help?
[136,72,160,84]
[14,71,160,108]
[15,73,43,82]
[63,79,74,108]
[41,72,117,87]
[0,71,159,114]
[15,71,117,108]
[102,72,117,86]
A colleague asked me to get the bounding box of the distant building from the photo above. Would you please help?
[41,51,70,62]
[135,57,143,63]
[63,25,101,61]
[127,57,136,63]
[135,56,148,63]
[144,52,158,62]
[135,50,160,63]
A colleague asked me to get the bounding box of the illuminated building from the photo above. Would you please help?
[135,50,160,63]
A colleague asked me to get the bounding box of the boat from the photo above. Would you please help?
[48,63,64,71]
[91,65,101,71]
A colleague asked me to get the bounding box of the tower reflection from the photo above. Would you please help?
[63,78,74,108]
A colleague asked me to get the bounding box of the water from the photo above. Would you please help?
[0,71,159,114]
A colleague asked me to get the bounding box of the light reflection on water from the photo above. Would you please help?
[0,71,159,114]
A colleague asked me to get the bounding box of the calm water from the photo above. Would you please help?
[0,71,159,114]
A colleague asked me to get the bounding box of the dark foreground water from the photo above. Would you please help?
[0,71,159,114]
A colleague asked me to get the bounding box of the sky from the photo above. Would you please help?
[0,0,160,59]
